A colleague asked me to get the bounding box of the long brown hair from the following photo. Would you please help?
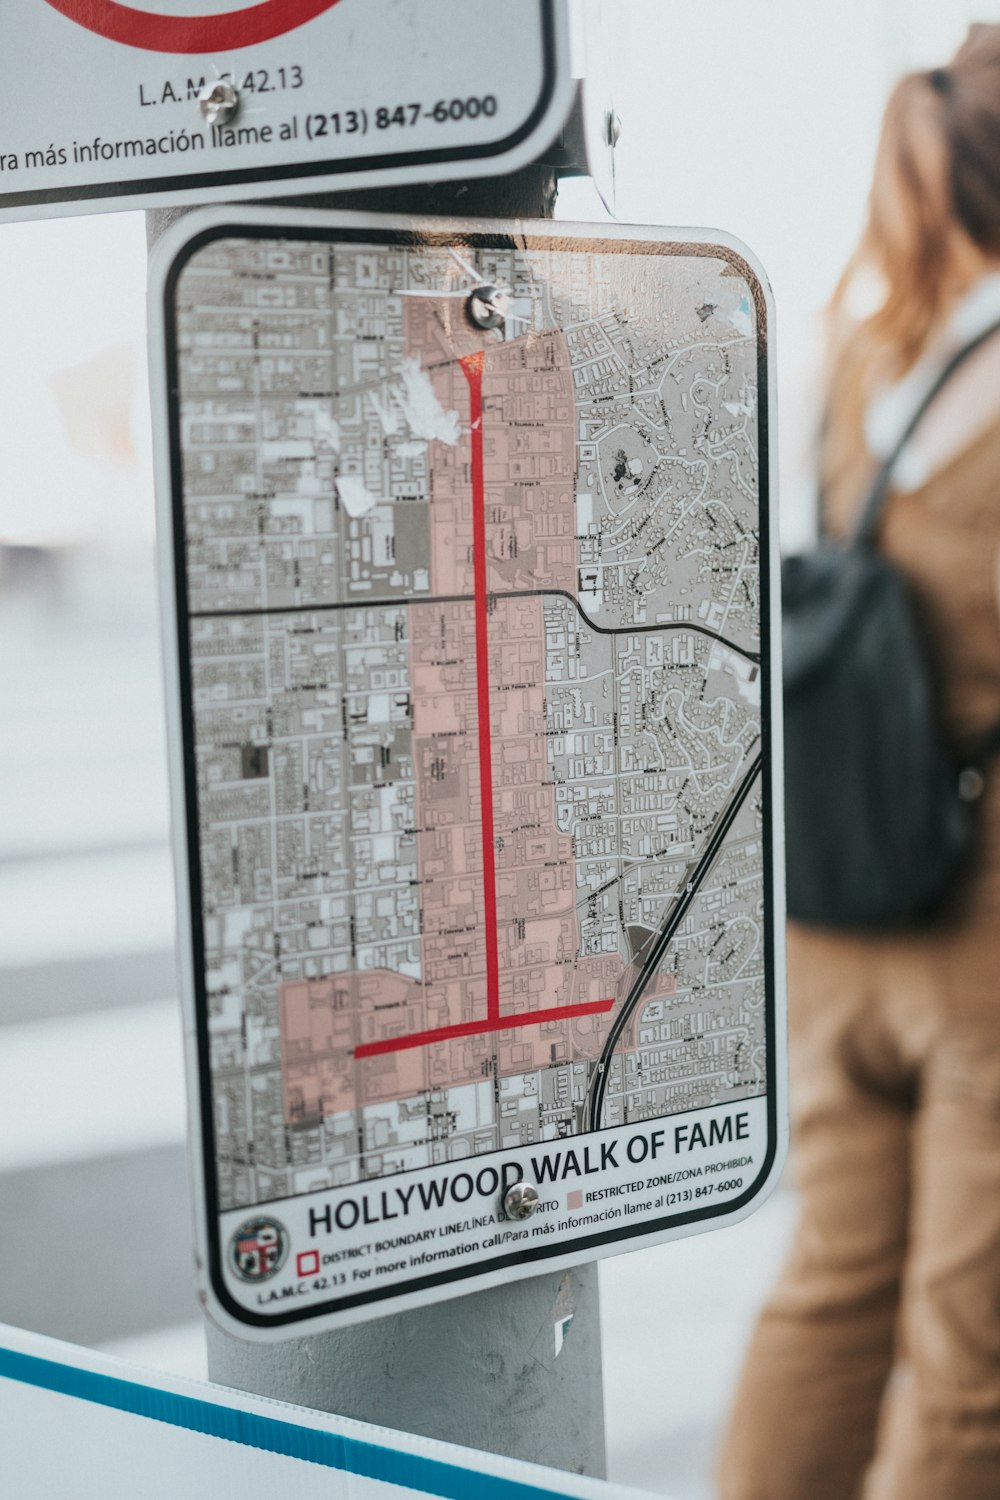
[824,24,1000,499]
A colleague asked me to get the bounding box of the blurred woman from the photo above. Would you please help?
[718,26,1000,1500]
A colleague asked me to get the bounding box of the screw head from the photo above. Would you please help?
[503,1181,540,1220]
[200,80,240,127]
[467,285,506,331]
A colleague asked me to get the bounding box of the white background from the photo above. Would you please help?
[0,4,995,1498]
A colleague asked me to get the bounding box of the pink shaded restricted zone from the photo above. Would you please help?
[279,315,625,1127]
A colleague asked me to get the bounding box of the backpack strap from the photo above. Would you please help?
[852,315,1000,547]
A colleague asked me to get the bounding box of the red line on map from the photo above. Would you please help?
[460,353,501,1024]
[355,1000,616,1060]
[353,352,615,1062]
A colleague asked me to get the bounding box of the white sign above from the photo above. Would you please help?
[0,0,572,223]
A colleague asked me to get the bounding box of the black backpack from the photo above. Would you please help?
[782,322,1000,927]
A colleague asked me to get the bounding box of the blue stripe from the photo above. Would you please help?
[0,1345,577,1500]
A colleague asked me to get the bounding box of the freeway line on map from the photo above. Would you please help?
[188,592,761,663]
[585,749,763,1133]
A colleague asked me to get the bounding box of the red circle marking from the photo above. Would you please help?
[43,0,343,54]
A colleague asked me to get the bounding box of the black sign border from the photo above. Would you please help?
[163,217,780,1330]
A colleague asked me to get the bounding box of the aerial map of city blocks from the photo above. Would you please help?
[165,224,774,1320]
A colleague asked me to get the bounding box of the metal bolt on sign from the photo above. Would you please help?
[504,1182,540,1221]
[466,284,507,330]
[199,80,240,127]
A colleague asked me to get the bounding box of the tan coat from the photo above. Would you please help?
[718,393,1000,1497]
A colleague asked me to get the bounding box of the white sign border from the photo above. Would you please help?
[148,205,787,1341]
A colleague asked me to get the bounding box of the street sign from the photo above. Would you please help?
[0,0,572,223]
[150,206,786,1338]
[0,1322,654,1499]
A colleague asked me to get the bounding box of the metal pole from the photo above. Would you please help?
[148,146,608,1481]
[205,1265,605,1474]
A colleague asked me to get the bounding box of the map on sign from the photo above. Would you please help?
[0,0,570,222]
[152,209,784,1336]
